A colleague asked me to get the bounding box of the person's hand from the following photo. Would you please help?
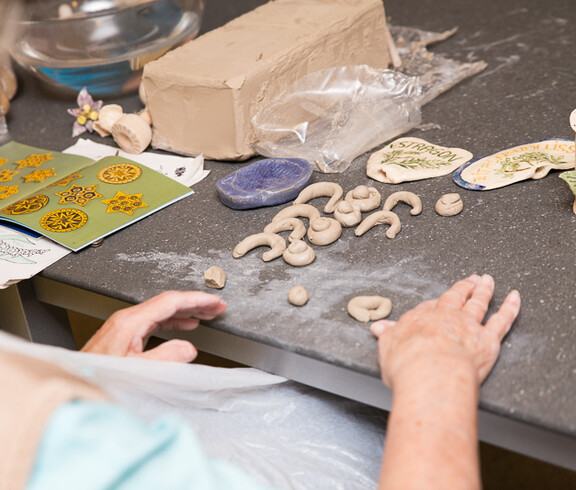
[370,274,521,388]
[81,290,227,362]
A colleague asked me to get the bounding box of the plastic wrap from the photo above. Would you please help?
[0,332,387,489]
[252,65,422,173]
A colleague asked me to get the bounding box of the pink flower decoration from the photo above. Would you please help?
[67,87,103,137]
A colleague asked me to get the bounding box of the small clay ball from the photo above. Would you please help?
[288,285,309,306]
[435,193,464,216]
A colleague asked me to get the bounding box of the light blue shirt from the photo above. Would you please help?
[27,400,277,490]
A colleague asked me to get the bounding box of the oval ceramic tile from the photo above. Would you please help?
[216,157,313,210]
[366,137,473,184]
[570,109,576,133]
[453,139,575,191]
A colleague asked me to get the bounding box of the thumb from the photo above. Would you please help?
[131,339,198,363]
[370,319,396,338]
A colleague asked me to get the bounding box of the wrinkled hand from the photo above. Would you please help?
[82,290,227,362]
[371,274,521,388]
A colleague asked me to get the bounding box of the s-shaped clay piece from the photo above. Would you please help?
[307,217,342,245]
[334,200,362,227]
[233,232,286,262]
[345,185,381,212]
[435,193,463,216]
[347,296,392,322]
[355,210,401,239]
[272,203,321,223]
[383,191,422,216]
[264,217,307,242]
[283,239,316,266]
[294,181,344,214]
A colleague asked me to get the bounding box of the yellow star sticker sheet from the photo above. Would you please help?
[0,141,193,251]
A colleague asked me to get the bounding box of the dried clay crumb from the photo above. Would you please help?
[288,285,309,306]
[347,295,392,322]
[204,266,226,289]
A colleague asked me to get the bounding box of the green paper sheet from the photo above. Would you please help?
[0,141,194,251]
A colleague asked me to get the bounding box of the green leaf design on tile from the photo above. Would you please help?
[559,170,576,195]
[494,152,569,179]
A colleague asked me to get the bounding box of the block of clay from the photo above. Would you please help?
[143,0,392,160]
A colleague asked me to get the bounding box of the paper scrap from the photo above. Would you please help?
[0,225,70,289]
[64,139,210,187]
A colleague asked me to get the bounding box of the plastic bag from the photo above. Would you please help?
[0,332,387,489]
[252,65,422,173]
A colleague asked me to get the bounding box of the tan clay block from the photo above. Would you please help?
[143,0,391,160]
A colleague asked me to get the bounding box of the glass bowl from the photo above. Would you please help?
[11,0,204,96]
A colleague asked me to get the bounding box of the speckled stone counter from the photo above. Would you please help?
[6,0,576,463]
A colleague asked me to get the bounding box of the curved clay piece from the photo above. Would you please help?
[355,210,401,239]
[0,88,9,118]
[283,239,315,266]
[204,265,226,289]
[139,82,148,105]
[288,285,309,306]
[272,203,321,223]
[347,296,392,322]
[233,232,286,262]
[383,191,422,216]
[264,217,307,243]
[139,107,152,126]
[111,113,152,154]
[0,60,17,100]
[307,217,342,246]
[294,181,344,213]
[435,193,464,216]
[573,198,576,216]
[345,185,381,212]
[93,104,124,137]
[334,200,362,227]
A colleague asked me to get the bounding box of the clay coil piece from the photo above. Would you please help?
[111,113,152,154]
[288,285,309,306]
[93,104,123,137]
[307,217,342,245]
[204,266,226,289]
[355,210,401,239]
[383,191,422,215]
[264,217,307,242]
[347,296,392,322]
[435,193,463,216]
[283,239,315,266]
[272,203,321,223]
[334,200,362,227]
[233,232,286,262]
[0,61,17,101]
[294,181,344,213]
[345,185,381,212]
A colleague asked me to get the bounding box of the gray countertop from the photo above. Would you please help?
[6,0,576,438]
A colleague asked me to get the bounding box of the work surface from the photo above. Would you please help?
[5,0,576,469]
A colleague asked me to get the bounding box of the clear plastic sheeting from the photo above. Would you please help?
[0,332,387,490]
[252,65,422,173]
[252,25,487,174]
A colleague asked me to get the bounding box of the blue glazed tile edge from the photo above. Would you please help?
[452,159,487,190]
